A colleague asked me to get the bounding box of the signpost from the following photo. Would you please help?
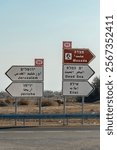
[62,81,94,96]
[64,48,95,64]
[63,64,95,80]
[5,66,44,81]
[62,41,95,125]
[62,47,95,96]
[6,82,43,98]
[34,59,44,125]
[5,60,44,126]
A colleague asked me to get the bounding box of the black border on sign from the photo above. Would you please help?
[62,64,95,81]
[63,48,96,64]
[62,80,95,97]
[5,82,44,98]
[5,65,44,82]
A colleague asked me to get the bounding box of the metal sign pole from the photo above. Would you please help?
[15,98,17,126]
[63,96,66,126]
[82,97,85,125]
[39,98,42,125]
[23,105,25,127]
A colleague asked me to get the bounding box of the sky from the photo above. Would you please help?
[0,0,100,92]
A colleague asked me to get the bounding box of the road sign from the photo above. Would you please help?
[63,48,95,64]
[5,66,44,81]
[62,81,94,96]
[35,59,44,67]
[63,41,72,49]
[6,82,43,98]
[63,64,95,80]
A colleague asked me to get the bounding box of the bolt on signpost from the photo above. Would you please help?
[5,61,44,127]
[62,41,95,125]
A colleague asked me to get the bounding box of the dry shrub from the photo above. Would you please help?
[5,98,14,104]
[18,99,29,106]
[34,99,57,107]
[0,100,8,107]
[42,100,57,107]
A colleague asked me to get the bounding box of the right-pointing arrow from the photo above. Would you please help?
[62,81,94,96]
[64,48,95,64]
[63,64,95,80]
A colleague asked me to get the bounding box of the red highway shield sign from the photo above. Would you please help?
[63,41,72,49]
[35,59,44,67]
[63,48,95,64]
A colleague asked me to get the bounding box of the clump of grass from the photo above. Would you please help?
[35,99,57,107]
[42,100,54,107]
[5,98,14,104]
[17,99,29,106]
[0,100,8,107]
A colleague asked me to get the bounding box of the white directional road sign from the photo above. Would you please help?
[6,82,43,98]
[62,81,94,96]
[5,66,44,81]
[63,65,95,80]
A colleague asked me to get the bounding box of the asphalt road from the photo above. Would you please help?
[0,127,100,150]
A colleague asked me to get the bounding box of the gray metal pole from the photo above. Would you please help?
[39,98,42,125]
[63,96,66,126]
[15,98,17,126]
[82,97,85,125]
[63,96,66,114]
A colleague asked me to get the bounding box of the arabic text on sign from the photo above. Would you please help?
[15,72,41,76]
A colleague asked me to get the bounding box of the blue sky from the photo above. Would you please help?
[0,0,99,91]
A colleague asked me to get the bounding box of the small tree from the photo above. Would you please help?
[44,90,54,98]
[76,76,100,103]
[85,76,100,103]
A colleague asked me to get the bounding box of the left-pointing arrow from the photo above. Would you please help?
[5,82,43,98]
[5,66,43,81]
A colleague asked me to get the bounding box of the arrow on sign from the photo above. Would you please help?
[5,66,43,81]
[63,65,95,80]
[64,48,95,64]
[5,82,43,98]
[62,81,94,96]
